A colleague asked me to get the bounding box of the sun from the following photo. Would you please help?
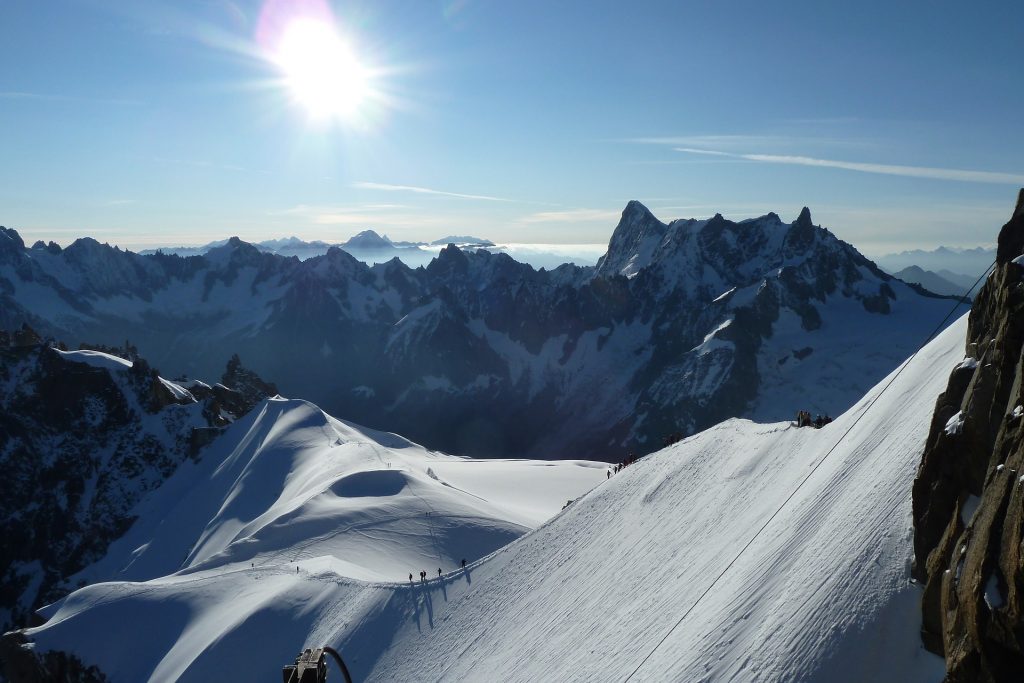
[273,18,370,121]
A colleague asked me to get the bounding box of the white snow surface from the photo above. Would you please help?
[27,316,966,682]
[54,348,133,371]
[69,397,605,587]
[744,277,958,422]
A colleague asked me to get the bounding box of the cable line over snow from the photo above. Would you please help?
[621,261,995,682]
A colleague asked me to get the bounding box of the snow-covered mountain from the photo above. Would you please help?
[0,203,962,459]
[11,312,966,681]
[430,235,495,247]
[340,229,397,251]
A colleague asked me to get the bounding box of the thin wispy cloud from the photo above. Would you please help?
[629,135,792,147]
[674,148,1024,186]
[626,134,870,150]
[152,156,259,174]
[279,203,408,215]
[353,181,513,202]
[519,208,622,224]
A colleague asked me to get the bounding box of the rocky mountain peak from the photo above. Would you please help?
[203,236,265,269]
[996,190,1024,263]
[221,353,278,415]
[795,206,813,228]
[311,245,366,279]
[594,201,668,277]
[621,199,656,221]
[343,230,393,250]
[782,207,819,255]
[0,226,25,251]
[63,236,107,257]
[427,244,470,276]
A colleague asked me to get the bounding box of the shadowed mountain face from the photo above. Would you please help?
[0,202,958,459]
[0,334,276,636]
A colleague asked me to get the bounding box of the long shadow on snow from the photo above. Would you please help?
[413,582,434,630]
[177,596,321,681]
[339,584,448,680]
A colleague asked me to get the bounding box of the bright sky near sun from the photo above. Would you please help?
[1,0,1021,254]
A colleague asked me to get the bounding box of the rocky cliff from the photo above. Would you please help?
[912,189,1024,681]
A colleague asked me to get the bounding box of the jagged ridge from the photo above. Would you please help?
[0,203,959,459]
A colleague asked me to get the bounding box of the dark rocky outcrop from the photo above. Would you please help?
[912,191,1024,681]
[187,354,280,429]
[0,333,277,637]
[1,631,107,683]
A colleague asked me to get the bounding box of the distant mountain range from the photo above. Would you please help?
[875,245,994,281]
[138,231,495,263]
[0,202,962,460]
[891,265,975,298]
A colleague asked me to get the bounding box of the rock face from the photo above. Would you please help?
[0,333,276,635]
[1,631,106,682]
[912,190,1024,681]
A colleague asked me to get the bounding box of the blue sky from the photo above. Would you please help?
[1,0,1021,254]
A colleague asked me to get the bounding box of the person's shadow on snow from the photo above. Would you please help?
[421,584,434,629]
[411,582,435,631]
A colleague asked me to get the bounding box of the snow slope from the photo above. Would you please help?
[71,397,606,587]
[26,316,964,681]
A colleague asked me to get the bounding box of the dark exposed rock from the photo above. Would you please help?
[995,188,1024,264]
[1,631,108,682]
[208,354,279,425]
[222,353,278,407]
[912,190,1024,681]
[0,335,276,637]
[11,324,41,347]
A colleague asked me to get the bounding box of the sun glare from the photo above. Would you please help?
[274,18,370,121]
